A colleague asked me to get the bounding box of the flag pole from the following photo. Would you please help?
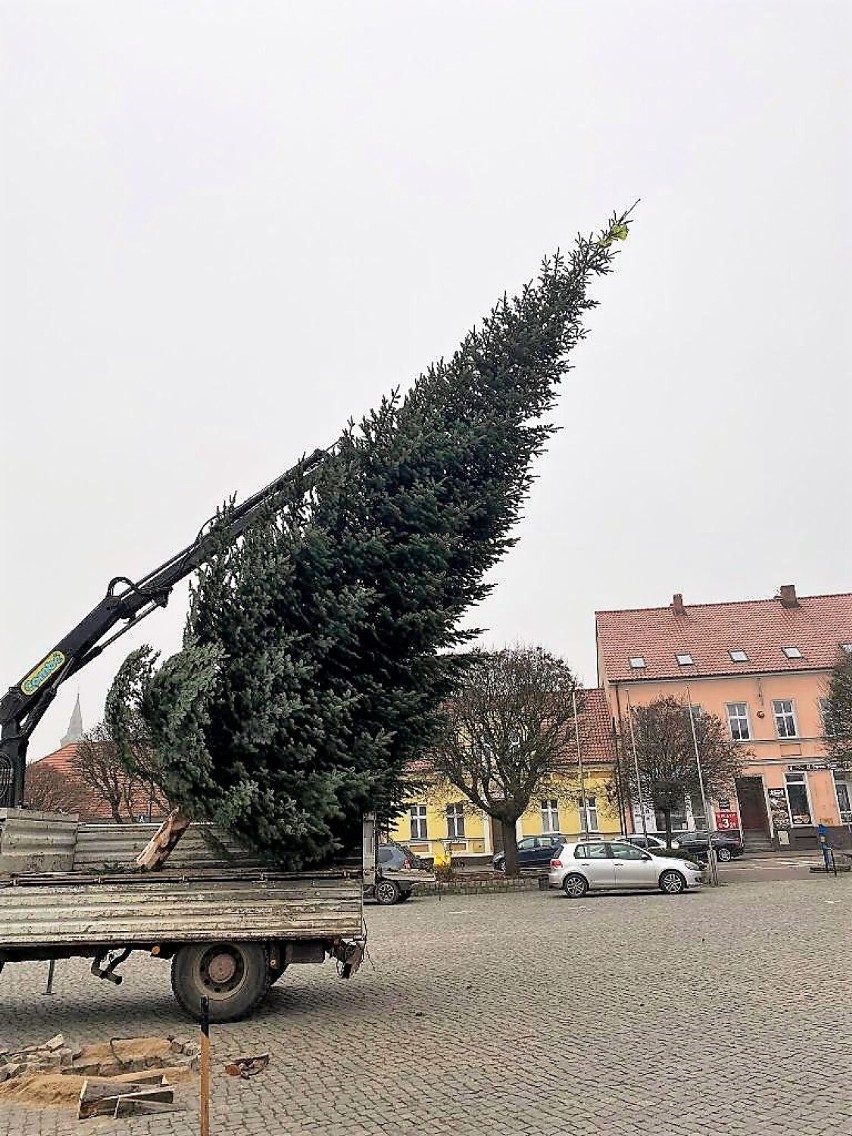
[573,689,587,836]
[625,692,648,840]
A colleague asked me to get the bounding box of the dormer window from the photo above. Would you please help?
[729,649,748,663]
[629,656,646,669]
[782,646,803,659]
[676,653,694,666]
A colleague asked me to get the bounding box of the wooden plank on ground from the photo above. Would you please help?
[78,1078,171,1119]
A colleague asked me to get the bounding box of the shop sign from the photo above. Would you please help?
[717,796,731,810]
[787,762,828,772]
[715,810,739,831]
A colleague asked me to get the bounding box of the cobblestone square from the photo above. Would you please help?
[1,876,850,1135]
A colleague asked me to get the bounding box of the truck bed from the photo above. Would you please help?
[0,869,363,954]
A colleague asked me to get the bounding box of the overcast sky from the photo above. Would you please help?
[1,1,849,757]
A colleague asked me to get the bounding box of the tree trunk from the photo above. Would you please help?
[662,808,673,848]
[500,818,520,876]
[110,802,123,824]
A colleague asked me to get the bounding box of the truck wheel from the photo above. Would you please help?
[716,847,732,862]
[171,942,270,1023]
[374,880,400,905]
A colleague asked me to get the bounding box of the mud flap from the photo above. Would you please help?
[335,940,365,979]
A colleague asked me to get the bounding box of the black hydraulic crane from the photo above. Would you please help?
[0,448,330,808]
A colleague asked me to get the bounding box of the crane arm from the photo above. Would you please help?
[0,447,330,807]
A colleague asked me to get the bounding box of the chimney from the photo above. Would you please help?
[671,593,686,617]
[778,584,799,609]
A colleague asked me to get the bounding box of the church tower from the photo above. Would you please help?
[61,694,84,747]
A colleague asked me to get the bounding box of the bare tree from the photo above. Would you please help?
[625,696,746,847]
[70,724,138,823]
[23,763,82,814]
[824,649,852,772]
[105,646,169,809]
[63,647,172,823]
[428,645,580,875]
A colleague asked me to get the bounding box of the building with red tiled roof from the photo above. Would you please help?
[596,585,852,846]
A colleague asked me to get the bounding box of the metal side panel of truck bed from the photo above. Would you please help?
[0,871,363,951]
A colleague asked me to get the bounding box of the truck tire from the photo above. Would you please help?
[171,942,270,1023]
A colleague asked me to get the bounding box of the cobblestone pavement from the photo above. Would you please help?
[1,876,850,1135]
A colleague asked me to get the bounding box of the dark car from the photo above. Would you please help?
[492,835,568,873]
[368,844,435,905]
[674,830,744,862]
[617,833,678,851]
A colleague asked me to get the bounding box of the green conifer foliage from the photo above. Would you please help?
[140,215,631,866]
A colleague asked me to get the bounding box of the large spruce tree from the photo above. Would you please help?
[139,214,631,866]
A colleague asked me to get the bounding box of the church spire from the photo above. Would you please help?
[61,693,84,747]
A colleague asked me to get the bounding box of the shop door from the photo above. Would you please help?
[736,777,769,833]
[490,816,505,852]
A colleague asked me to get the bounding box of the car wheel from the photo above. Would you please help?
[374,879,401,905]
[716,846,733,862]
[659,869,686,895]
[562,873,588,899]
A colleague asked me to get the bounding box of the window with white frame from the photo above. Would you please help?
[772,699,798,738]
[446,803,465,839]
[540,799,560,833]
[579,795,599,832]
[833,774,852,825]
[409,804,428,841]
[784,773,811,826]
[726,702,751,742]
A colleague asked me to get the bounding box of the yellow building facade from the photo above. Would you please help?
[389,767,621,863]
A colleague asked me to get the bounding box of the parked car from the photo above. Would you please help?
[617,833,680,851]
[367,844,435,905]
[492,834,568,873]
[548,839,703,897]
[673,830,744,862]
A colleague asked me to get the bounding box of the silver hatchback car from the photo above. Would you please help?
[549,839,703,898]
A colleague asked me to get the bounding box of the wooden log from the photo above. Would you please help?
[135,810,191,871]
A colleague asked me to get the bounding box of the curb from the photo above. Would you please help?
[418,877,545,896]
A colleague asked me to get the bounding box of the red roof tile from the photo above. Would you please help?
[28,743,166,822]
[405,687,616,776]
[575,687,616,763]
[596,590,852,683]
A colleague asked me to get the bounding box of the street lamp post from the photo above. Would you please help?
[685,683,719,886]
